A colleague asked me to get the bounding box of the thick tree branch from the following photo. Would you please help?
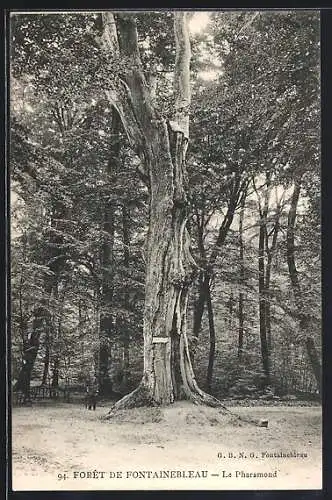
[98,13,151,167]
[171,12,191,140]
[116,13,156,130]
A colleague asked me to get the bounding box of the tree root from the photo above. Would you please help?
[103,383,158,419]
[186,387,268,427]
[103,383,268,427]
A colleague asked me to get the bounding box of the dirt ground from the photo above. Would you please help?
[11,401,322,491]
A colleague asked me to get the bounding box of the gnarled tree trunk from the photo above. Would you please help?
[90,10,269,427]
[98,12,224,411]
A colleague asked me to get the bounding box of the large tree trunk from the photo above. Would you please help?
[123,121,202,405]
[191,270,205,359]
[98,12,224,412]
[286,180,321,394]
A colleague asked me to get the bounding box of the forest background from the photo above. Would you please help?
[10,10,321,406]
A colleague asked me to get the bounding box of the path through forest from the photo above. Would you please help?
[12,402,322,490]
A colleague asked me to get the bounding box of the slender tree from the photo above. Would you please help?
[286,179,321,394]
[237,193,246,360]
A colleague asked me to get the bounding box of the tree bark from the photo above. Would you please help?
[304,337,321,393]
[122,337,130,389]
[51,357,59,389]
[193,272,209,339]
[41,335,50,386]
[264,213,280,350]
[206,281,216,391]
[98,12,226,412]
[228,292,235,328]
[258,219,270,387]
[50,276,65,391]
[192,270,205,357]
[121,205,131,390]
[286,180,321,394]
[254,175,272,389]
[238,195,245,359]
